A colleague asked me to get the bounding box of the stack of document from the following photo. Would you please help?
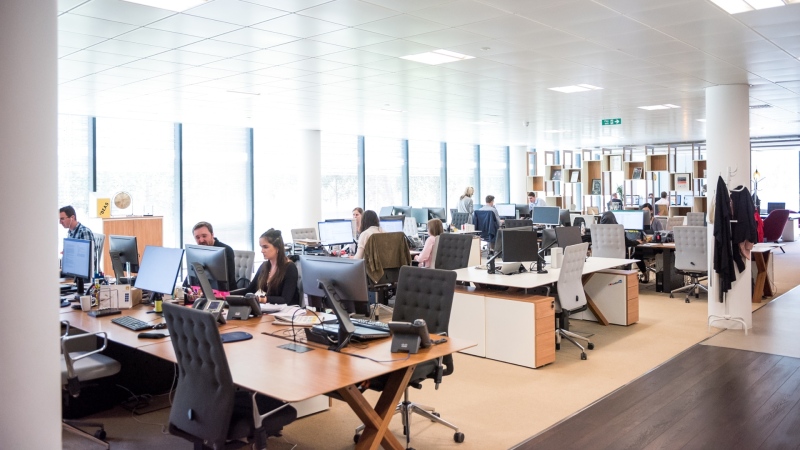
[271,306,336,326]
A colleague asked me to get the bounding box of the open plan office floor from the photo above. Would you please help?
[64,241,800,450]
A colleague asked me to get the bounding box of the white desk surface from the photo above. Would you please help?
[454,257,637,289]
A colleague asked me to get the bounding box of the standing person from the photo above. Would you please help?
[191,221,236,291]
[415,219,443,268]
[239,229,299,305]
[352,207,364,234]
[458,186,475,222]
[654,191,670,216]
[59,205,99,267]
[353,210,382,260]
[528,191,546,208]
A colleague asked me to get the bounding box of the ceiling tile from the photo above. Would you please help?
[122,59,193,73]
[445,40,525,57]
[251,66,315,78]
[179,66,239,79]
[503,29,582,50]
[62,49,140,65]
[181,39,260,57]
[323,65,387,77]
[312,28,394,47]
[117,27,204,47]
[202,58,272,71]
[58,13,138,38]
[268,39,350,56]
[89,39,170,57]
[58,30,109,48]
[568,16,649,39]
[186,0,287,26]
[59,0,88,13]
[147,13,242,38]
[282,58,351,71]
[411,0,506,27]
[358,39,435,57]
[233,49,309,64]
[69,0,176,26]
[361,0,454,13]
[405,28,486,48]
[317,49,392,64]
[735,3,800,28]
[58,46,82,57]
[458,15,548,39]
[252,13,346,38]
[356,15,446,38]
[299,0,400,26]
[213,27,298,48]
[242,0,333,12]
[522,1,619,28]
[294,72,352,84]
[150,49,225,65]
[58,59,114,79]
[360,57,426,72]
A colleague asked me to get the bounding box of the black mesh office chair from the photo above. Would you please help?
[354,266,464,447]
[433,233,473,270]
[163,303,296,450]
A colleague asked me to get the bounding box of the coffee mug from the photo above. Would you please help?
[80,295,92,312]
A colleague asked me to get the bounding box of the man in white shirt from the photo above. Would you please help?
[528,191,547,208]
[654,191,670,216]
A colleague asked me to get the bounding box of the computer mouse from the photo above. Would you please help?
[153,323,167,329]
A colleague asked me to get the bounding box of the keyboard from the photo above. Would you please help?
[351,317,390,332]
[312,324,390,340]
[111,316,153,331]
[87,308,122,318]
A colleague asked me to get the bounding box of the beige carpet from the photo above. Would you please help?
[65,241,800,449]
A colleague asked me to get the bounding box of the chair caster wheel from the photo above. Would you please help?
[588,343,595,350]
[94,429,106,440]
[581,353,587,360]
[353,433,360,443]
[669,294,674,298]
[454,432,465,443]
[432,412,440,420]
[685,298,690,303]
[556,343,560,350]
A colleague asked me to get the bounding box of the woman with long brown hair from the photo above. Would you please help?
[242,228,299,305]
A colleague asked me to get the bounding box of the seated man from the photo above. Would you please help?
[608,193,623,210]
[479,195,504,251]
[59,205,99,268]
[187,221,236,291]
[528,191,547,209]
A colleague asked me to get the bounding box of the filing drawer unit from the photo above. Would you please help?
[450,286,555,368]
[577,269,639,326]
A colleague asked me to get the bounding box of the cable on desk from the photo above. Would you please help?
[340,352,411,364]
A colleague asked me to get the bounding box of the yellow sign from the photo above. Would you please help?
[97,198,111,218]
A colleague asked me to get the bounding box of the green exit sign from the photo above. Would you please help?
[602,118,622,126]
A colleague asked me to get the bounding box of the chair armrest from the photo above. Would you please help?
[61,320,70,337]
[251,392,292,429]
[62,331,110,397]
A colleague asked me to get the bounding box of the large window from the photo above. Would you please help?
[95,118,179,247]
[320,133,359,220]
[58,114,91,226]
[409,140,442,208]
[183,124,251,251]
[447,143,478,210]
[752,148,799,212]
[365,136,405,213]
[480,146,508,204]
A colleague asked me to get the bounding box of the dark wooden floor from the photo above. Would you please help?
[514,344,800,450]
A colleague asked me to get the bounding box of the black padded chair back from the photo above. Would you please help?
[504,219,532,228]
[392,266,456,334]
[163,303,234,449]
[573,217,586,228]
[434,233,473,270]
[451,212,470,229]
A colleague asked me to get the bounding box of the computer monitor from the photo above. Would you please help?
[380,215,405,223]
[318,220,356,246]
[185,244,230,296]
[611,210,644,231]
[427,207,447,222]
[559,209,571,227]
[531,206,560,225]
[495,204,517,219]
[555,226,582,249]
[642,209,652,231]
[62,238,92,295]
[379,206,394,217]
[381,219,404,233]
[494,226,532,255]
[410,207,429,226]
[501,230,539,263]
[108,235,139,283]
[300,256,369,351]
[134,246,184,299]
[768,202,786,213]
[515,204,530,218]
[393,205,412,216]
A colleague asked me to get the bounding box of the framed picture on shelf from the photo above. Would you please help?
[610,155,622,171]
[632,167,643,179]
[570,171,580,183]
[591,179,601,195]
[675,173,690,191]
[552,169,562,181]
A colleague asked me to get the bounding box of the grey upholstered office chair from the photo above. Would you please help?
[671,226,709,303]
[432,233,473,270]
[555,243,594,360]
[590,224,626,259]
[450,212,470,229]
[60,320,121,449]
[354,266,463,447]
[666,216,686,230]
[290,227,319,254]
[93,232,105,275]
[232,249,255,289]
[163,303,296,450]
[686,212,705,226]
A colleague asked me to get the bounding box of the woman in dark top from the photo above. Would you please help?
[599,211,647,279]
[242,228,299,305]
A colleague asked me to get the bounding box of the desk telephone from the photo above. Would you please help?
[406,235,423,250]
[192,298,227,324]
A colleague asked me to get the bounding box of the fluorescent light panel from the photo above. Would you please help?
[710,0,791,14]
[400,49,474,65]
[122,0,209,12]
[548,84,603,93]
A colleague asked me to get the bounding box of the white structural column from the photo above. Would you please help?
[706,84,752,330]
[0,0,62,448]
[295,130,323,226]
[509,145,528,204]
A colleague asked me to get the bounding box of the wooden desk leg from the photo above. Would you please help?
[338,366,413,450]
[763,252,774,297]
[752,252,767,303]
[581,274,609,326]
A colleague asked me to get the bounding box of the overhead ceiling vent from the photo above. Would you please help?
[749,104,772,109]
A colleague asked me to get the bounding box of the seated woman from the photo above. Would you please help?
[599,212,648,281]
[353,210,382,260]
[415,218,443,268]
[640,203,664,232]
[239,229,299,305]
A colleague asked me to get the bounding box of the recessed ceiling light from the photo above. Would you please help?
[638,104,681,110]
[710,0,789,14]
[122,0,209,12]
[745,0,784,9]
[400,49,474,65]
[548,84,603,93]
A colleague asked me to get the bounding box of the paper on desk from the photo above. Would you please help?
[271,306,335,326]
[260,303,286,313]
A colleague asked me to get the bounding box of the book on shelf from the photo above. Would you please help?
[632,167,643,179]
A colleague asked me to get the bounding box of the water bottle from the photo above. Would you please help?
[580,222,586,236]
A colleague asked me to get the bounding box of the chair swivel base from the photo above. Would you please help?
[556,329,594,360]
[670,278,708,303]
[63,420,109,449]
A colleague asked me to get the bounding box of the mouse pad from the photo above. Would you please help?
[220,331,253,343]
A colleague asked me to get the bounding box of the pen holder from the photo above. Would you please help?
[551,251,563,269]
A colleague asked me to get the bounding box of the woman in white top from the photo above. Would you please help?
[415,218,443,268]
[457,186,475,222]
[353,210,382,260]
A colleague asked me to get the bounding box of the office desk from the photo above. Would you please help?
[637,243,683,292]
[751,246,776,303]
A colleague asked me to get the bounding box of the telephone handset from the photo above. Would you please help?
[389,319,432,354]
[192,298,226,325]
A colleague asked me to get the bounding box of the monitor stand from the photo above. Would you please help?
[192,262,218,301]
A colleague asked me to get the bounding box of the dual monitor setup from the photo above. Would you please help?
[488,226,584,275]
[379,206,447,225]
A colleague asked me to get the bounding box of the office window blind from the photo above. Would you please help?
[447,143,477,210]
[321,132,359,220]
[480,145,508,203]
[95,118,179,247]
[365,136,404,213]
[409,140,442,208]
[183,124,251,251]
